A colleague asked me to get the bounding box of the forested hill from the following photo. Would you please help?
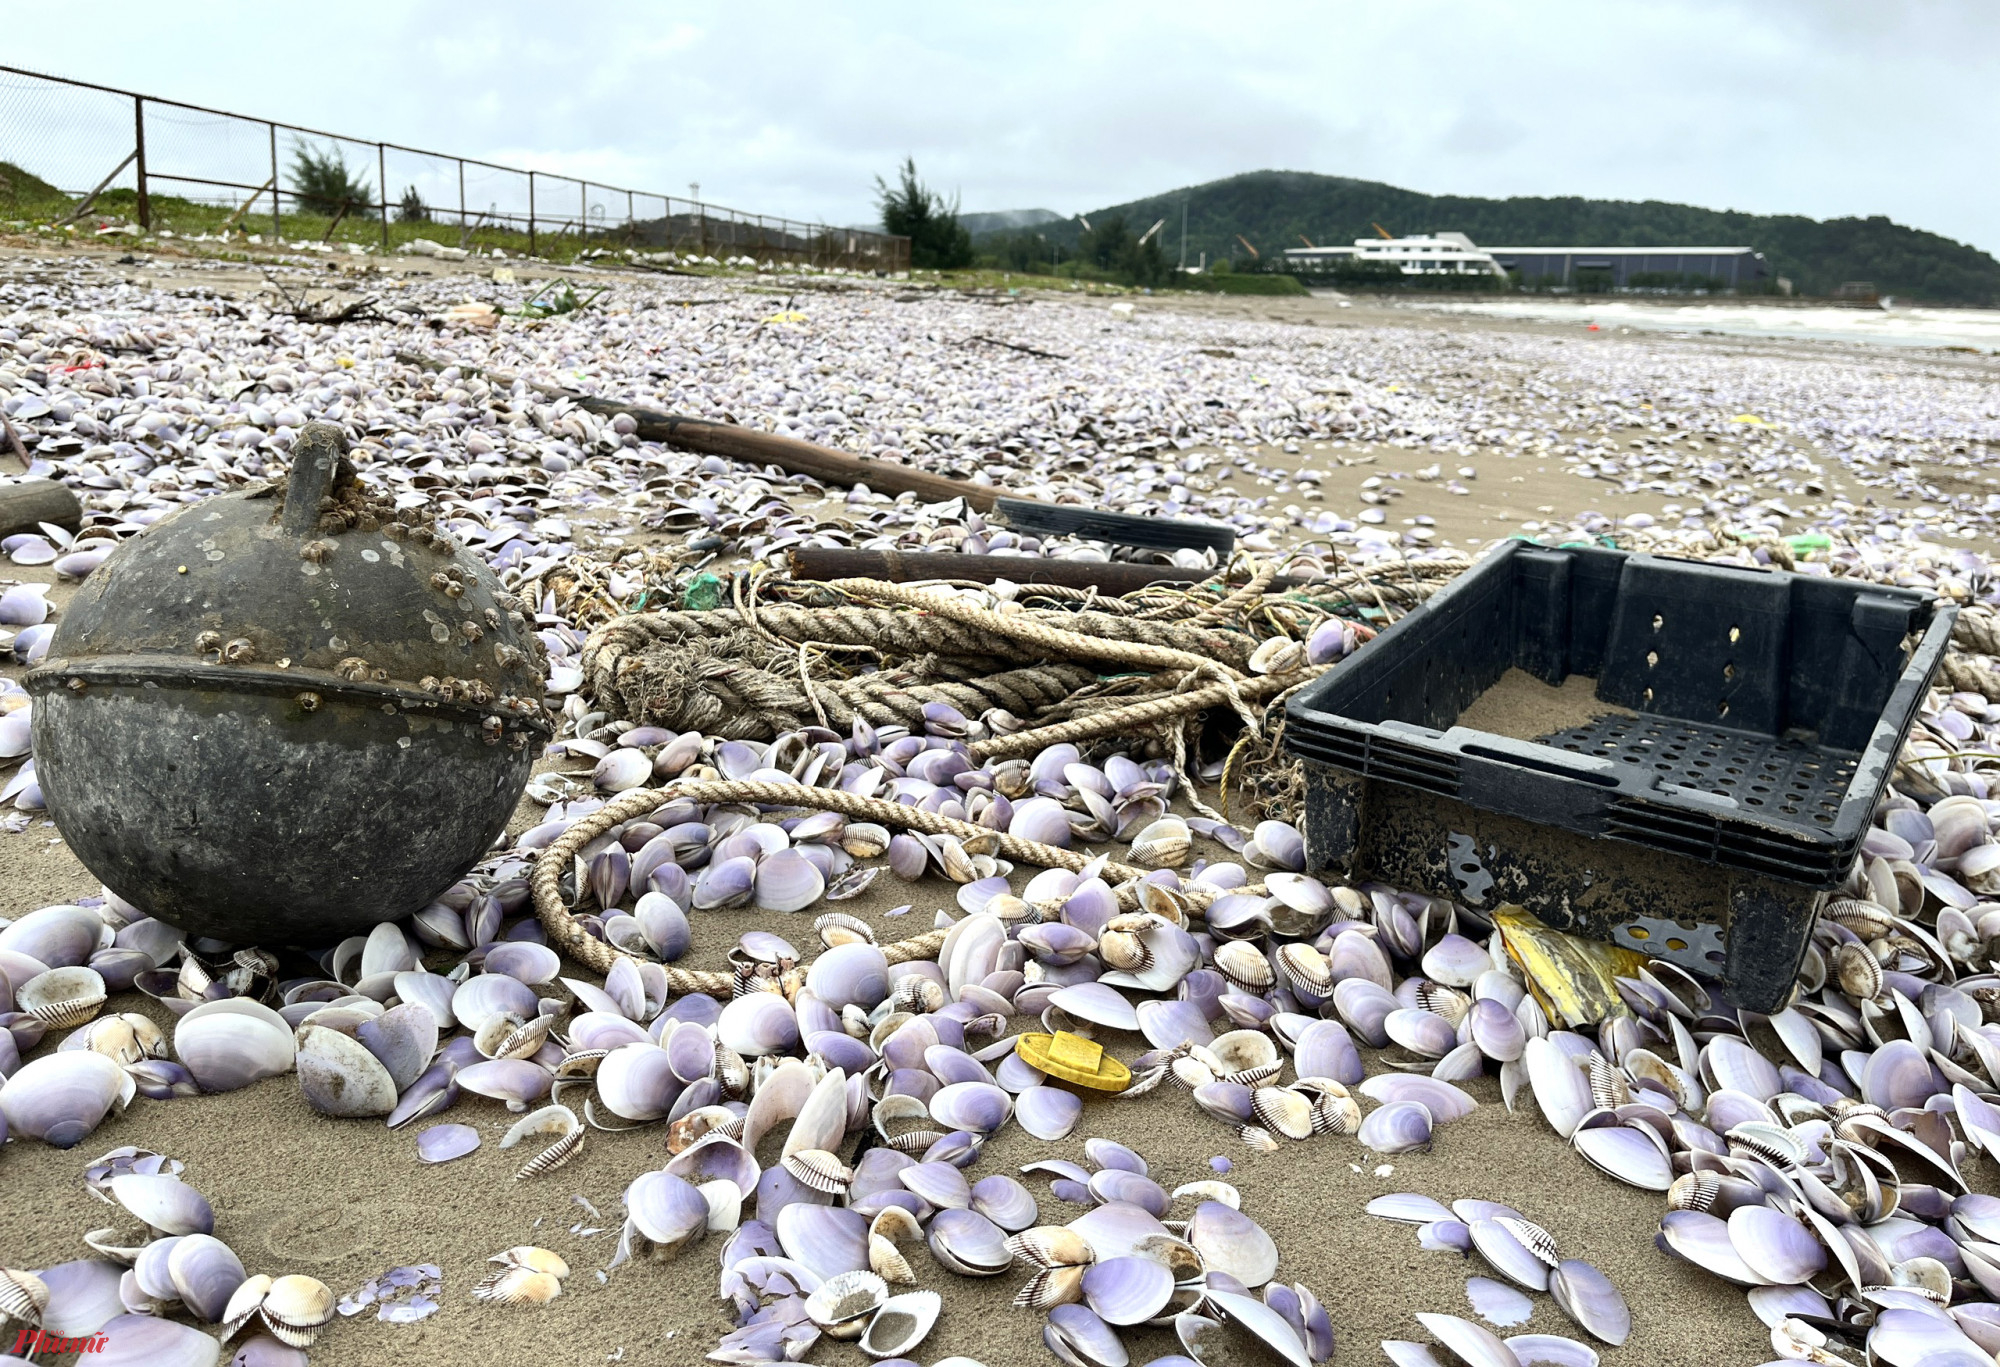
[1016,171,2000,302]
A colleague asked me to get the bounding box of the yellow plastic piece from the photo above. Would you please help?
[1492,905,1650,1030]
[1016,1030,1131,1092]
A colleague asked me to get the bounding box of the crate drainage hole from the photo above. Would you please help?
[1445,833,1494,906]
[1616,916,1727,971]
[1539,713,1860,826]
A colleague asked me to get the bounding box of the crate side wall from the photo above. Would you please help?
[1288,545,1523,729]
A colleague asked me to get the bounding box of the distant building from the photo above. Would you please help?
[1282,234,1768,290]
[1284,232,1505,278]
[1486,244,1768,290]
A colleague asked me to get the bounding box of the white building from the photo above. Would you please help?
[1282,232,1506,278]
[1283,233,1767,289]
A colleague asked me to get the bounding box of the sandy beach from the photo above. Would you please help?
[2,240,1995,1367]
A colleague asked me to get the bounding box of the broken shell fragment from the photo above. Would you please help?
[500,1104,584,1179]
[860,1288,941,1358]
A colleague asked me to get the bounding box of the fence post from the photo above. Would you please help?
[457,159,466,239]
[580,181,588,248]
[268,122,280,241]
[378,143,389,251]
[132,96,150,230]
[626,189,634,245]
[528,171,536,256]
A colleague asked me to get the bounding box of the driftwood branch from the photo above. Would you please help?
[260,268,379,324]
[967,333,1069,361]
[0,414,29,468]
[786,547,1309,593]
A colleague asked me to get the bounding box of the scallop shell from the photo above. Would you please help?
[500,1104,584,1179]
[0,1268,50,1327]
[19,966,107,1027]
[782,1148,855,1195]
[259,1274,335,1345]
[472,1266,563,1305]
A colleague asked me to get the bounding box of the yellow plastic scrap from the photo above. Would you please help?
[761,310,808,324]
[1016,1030,1130,1092]
[1492,905,1650,1029]
[1729,414,1770,426]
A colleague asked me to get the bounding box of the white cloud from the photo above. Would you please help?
[4,0,1993,250]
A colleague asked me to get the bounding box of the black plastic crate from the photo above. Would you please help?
[1282,542,1955,1011]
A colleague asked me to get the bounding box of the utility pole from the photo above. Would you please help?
[1179,195,1188,272]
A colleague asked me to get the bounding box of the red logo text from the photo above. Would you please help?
[13,1328,107,1354]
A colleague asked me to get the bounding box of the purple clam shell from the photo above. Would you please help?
[1292,1019,1363,1086]
[1358,1100,1435,1155]
[1045,1304,1125,1365]
[416,1123,480,1164]
[1465,1275,1533,1328]
[1015,1086,1083,1141]
[775,1202,869,1280]
[1083,1255,1175,1326]
[1138,998,1215,1051]
[927,1206,1012,1275]
[1550,1258,1630,1346]
[970,1174,1040,1232]
[91,1313,227,1367]
[1088,1169,1170,1217]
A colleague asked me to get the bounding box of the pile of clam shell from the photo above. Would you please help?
[9,248,2000,1364]
[8,672,2000,1363]
[618,1104,1332,1366]
[0,1147,335,1365]
[1366,1191,1630,1366]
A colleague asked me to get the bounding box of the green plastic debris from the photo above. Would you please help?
[682,573,725,611]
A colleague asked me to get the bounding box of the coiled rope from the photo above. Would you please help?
[530,779,1269,987]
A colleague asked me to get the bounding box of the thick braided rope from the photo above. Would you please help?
[1290,554,1472,609]
[590,644,1102,737]
[1940,653,2000,700]
[967,665,1329,760]
[531,780,1264,983]
[825,579,1244,679]
[1936,608,2000,698]
[1955,608,2000,659]
[1188,560,1277,627]
[583,604,1254,666]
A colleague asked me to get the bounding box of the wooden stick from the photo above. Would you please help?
[967,333,1069,361]
[57,149,140,227]
[394,349,1015,512]
[0,478,83,539]
[786,547,1312,593]
[321,197,353,244]
[218,176,276,235]
[0,415,27,468]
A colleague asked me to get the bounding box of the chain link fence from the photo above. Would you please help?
[0,64,908,273]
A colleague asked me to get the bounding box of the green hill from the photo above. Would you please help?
[1020,171,2000,303]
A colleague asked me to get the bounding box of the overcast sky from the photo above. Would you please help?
[6,0,1994,252]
